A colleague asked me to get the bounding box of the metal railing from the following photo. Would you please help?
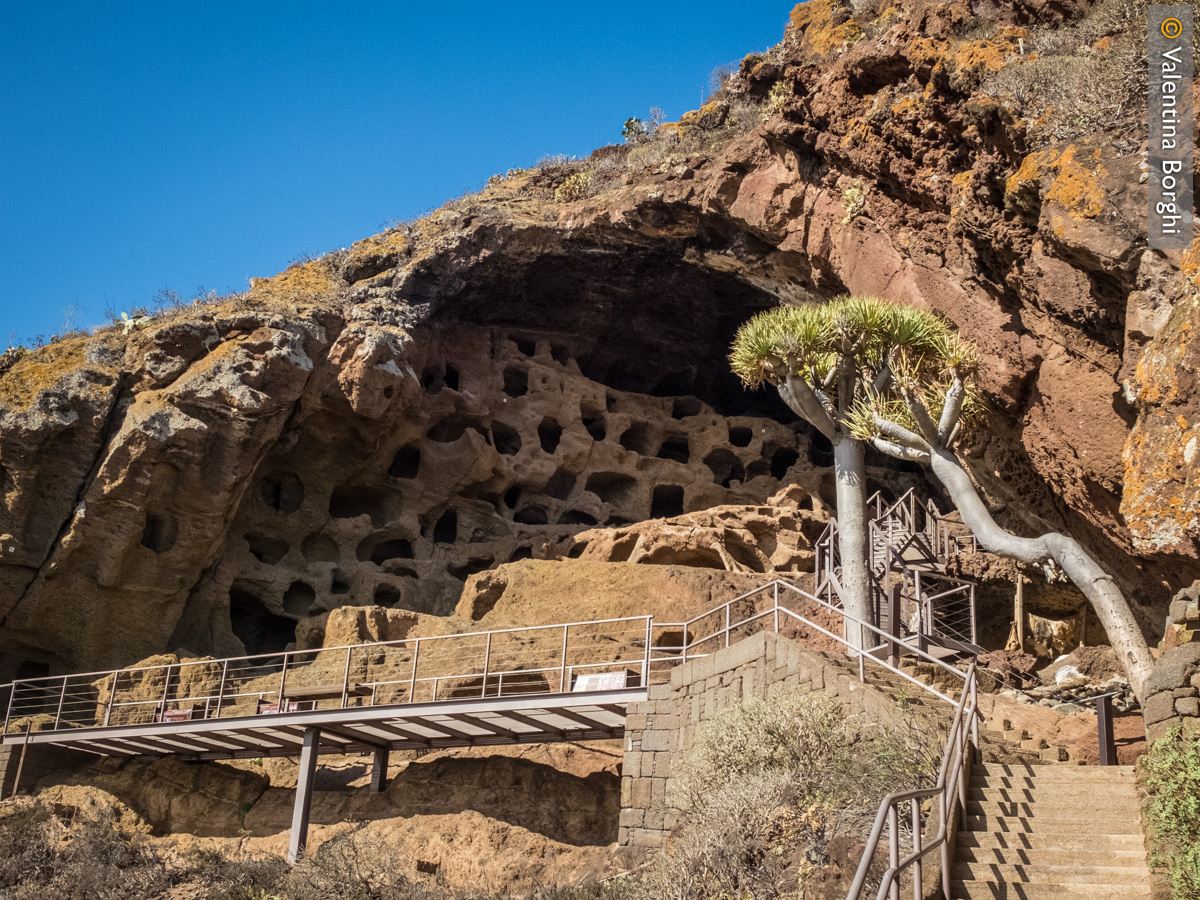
[2,615,672,736]
[846,661,979,900]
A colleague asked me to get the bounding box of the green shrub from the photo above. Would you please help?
[1144,724,1200,900]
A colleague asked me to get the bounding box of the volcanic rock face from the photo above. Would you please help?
[0,0,1195,677]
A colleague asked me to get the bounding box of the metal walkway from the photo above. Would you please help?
[1,567,979,862]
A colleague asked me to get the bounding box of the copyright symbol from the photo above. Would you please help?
[1162,18,1183,39]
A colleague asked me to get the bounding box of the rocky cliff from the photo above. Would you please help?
[0,0,1193,679]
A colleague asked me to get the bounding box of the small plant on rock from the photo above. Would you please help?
[554,171,594,202]
[841,180,867,224]
[1144,724,1200,900]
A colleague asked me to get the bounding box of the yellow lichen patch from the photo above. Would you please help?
[343,229,408,279]
[245,257,342,308]
[789,0,861,55]
[1181,236,1200,285]
[1006,145,1108,220]
[0,334,109,411]
[951,37,1018,75]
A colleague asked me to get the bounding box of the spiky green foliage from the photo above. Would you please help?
[731,296,983,446]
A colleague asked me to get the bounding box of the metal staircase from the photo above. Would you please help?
[815,489,982,660]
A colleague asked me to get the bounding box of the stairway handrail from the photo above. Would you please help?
[845,660,979,900]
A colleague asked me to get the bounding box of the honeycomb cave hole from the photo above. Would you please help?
[140,513,177,554]
[433,509,458,544]
[619,423,654,455]
[585,472,637,508]
[503,367,528,397]
[329,485,387,525]
[650,485,685,519]
[503,486,521,509]
[550,343,569,365]
[358,536,415,565]
[581,412,606,441]
[421,365,460,393]
[559,509,598,526]
[245,533,288,565]
[260,473,304,514]
[492,422,522,455]
[807,432,834,468]
[729,426,753,447]
[449,555,495,580]
[301,534,339,563]
[374,584,403,608]
[389,446,420,479]
[514,506,549,525]
[672,397,703,419]
[543,470,576,501]
[283,581,316,617]
[770,447,800,480]
[230,587,296,655]
[427,416,486,444]
[538,418,563,453]
[657,435,690,464]
[704,449,746,488]
[509,546,533,562]
[331,570,351,595]
[512,336,537,356]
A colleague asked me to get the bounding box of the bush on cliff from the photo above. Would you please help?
[1144,724,1200,900]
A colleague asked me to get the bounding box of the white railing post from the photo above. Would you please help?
[483,632,493,698]
[340,647,353,708]
[560,625,569,692]
[408,640,420,702]
[911,798,923,900]
[642,617,652,687]
[213,660,229,720]
[276,654,289,713]
[54,677,68,730]
[724,604,730,648]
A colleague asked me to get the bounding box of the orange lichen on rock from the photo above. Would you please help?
[1006,145,1108,219]
[0,334,109,411]
[789,0,861,55]
[245,257,342,308]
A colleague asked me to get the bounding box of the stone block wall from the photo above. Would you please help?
[1144,642,1200,743]
[618,632,924,850]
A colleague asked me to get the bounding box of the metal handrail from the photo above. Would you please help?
[845,661,979,900]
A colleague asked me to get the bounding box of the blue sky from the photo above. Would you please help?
[0,2,794,344]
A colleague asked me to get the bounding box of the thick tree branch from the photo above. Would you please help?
[902,387,941,446]
[937,377,965,446]
[870,438,931,464]
[874,416,931,452]
[778,375,839,440]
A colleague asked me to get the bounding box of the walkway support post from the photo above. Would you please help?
[287,727,321,864]
[1097,694,1117,766]
[370,746,389,793]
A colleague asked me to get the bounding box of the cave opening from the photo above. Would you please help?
[512,336,537,356]
[503,485,521,509]
[492,421,523,455]
[619,423,654,455]
[230,587,295,655]
[543,470,576,501]
[359,537,415,564]
[581,412,606,441]
[283,581,317,617]
[538,418,563,453]
[301,533,339,562]
[657,435,690,464]
[807,431,834,467]
[704,449,746,488]
[390,446,421,479]
[141,513,178,554]
[585,472,637,508]
[503,367,529,397]
[433,510,458,544]
[770,447,800,480]
[729,426,753,447]
[374,584,403,608]
[260,473,304,514]
[449,556,495,580]
[559,509,598,526]
[650,485,685,519]
[246,533,288,565]
[331,570,351,595]
[514,506,549,525]
[329,485,387,524]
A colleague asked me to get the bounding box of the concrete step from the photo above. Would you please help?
[974,768,1132,782]
[959,831,1146,852]
[966,800,1142,818]
[956,846,1148,867]
[951,883,1151,899]
[963,814,1145,834]
[952,862,1152,884]
[967,786,1140,806]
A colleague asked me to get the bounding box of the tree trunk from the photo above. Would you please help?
[834,436,872,652]
[928,448,1155,703]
